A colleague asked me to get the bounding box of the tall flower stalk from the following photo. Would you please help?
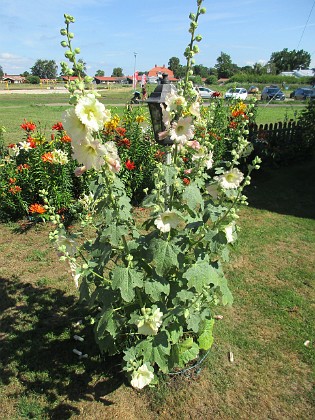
[46,1,261,390]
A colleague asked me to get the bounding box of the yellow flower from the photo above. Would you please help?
[136,115,145,123]
[105,114,120,130]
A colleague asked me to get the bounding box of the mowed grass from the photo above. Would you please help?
[0,90,305,144]
[0,154,314,418]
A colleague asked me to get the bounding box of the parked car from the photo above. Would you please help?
[196,86,214,99]
[248,85,259,94]
[290,87,315,100]
[224,87,248,100]
[261,86,285,101]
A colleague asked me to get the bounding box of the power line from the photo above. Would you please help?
[296,0,315,49]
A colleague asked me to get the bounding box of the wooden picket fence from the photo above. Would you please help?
[248,120,308,163]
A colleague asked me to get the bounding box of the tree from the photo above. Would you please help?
[21,71,30,78]
[95,69,105,77]
[0,65,3,78]
[112,67,123,77]
[26,75,40,84]
[269,48,311,74]
[193,64,209,78]
[168,56,183,79]
[31,59,58,79]
[214,52,237,78]
[72,58,87,77]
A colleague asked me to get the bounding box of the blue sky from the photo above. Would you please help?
[0,0,314,77]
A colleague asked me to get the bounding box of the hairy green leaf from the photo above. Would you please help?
[111,266,143,302]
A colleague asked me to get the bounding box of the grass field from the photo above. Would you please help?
[0,90,305,144]
[0,155,314,418]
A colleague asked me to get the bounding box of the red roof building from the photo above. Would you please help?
[147,65,177,81]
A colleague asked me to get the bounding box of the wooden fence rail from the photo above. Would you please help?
[248,120,307,163]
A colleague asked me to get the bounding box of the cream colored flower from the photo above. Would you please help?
[130,364,154,389]
[137,307,163,336]
[51,149,69,165]
[63,107,89,142]
[72,134,107,170]
[205,151,214,169]
[170,116,194,145]
[224,222,236,243]
[215,168,244,189]
[154,210,182,233]
[19,141,32,151]
[103,141,121,173]
[75,93,107,132]
[165,90,187,112]
[189,101,200,119]
[56,233,77,256]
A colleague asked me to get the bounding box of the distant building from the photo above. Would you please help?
[94,76,127,84]
[280,69,314,78]
[2,74,26,83]
[147,65,177,82]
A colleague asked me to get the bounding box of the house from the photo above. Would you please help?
[147,65,177,82]
[94,76,127,84]
[61,76,80,82]
[2,74,26,84]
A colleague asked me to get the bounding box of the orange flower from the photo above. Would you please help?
[183,177,190,185]
[118,138,131,148]
[9,177,16,184]
[229,121,238,129]
[27,137,37,148]
[29,203,46,214]
[17,164,30,172]
[41,152,53,163]
[9,185,22,194]
[60,134,72,143]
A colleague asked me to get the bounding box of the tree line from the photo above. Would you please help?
[0,48,312,84]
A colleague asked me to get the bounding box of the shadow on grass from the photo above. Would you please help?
[0,276,125,418]
[245,155,315,219]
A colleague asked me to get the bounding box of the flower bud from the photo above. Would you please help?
[60,29,67,36]
[200,7,206,14]
[74,47,81,54]
[195,34,202,42]
[189,13,196,21]
[60,41,68,47]
[68,32,74,39]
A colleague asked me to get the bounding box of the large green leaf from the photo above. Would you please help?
[111,266,143,302]
[198,318,214,350]
[178,337,199,367]
[151,331,171,373]
[163,165,178,186]
[149,238,179,276]
[144,277,170,301]
[182,183,204,211]
[101,224,129,247]
[97,308,117,338]
[183,260,221,292]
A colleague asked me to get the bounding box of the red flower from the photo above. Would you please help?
[229,121,238,129]
[29,203,46,214]
[212,91,221,98]
[154,150,165,161]
[118,138,131,148]
[115,127,127,137]
[52,122,64,131]
[20,119,36,132]
[9,177,16,184]
[125,159,136,170]
[8,143,16,149]
[183,177,190,185]
[27,137,36,148]
[182,156,189,163]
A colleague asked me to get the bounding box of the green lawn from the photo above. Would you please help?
[0,90,305,144]
[0,155,314,418]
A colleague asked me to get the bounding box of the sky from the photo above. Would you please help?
[0,0,314,77]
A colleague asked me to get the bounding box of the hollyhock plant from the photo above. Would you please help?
[44,1,261,390]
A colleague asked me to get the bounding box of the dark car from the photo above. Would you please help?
[261,86,286,101]
[290,87,315,100]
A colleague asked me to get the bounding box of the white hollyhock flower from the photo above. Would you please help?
[205,151,214,169]
[130,364,154,389]
[224,222,236,243]
[215,168,244,189]
[56,233,77,256]
[63,107,89,143]
[189,100,200,119]
[137,307,163,336]
[154,210,182,233]
[75,93,107,132]
[170,116,194,145]
[72,134,107,170]
[103,141,121,173]
[165,90,187,112]
[161,105,171,129]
